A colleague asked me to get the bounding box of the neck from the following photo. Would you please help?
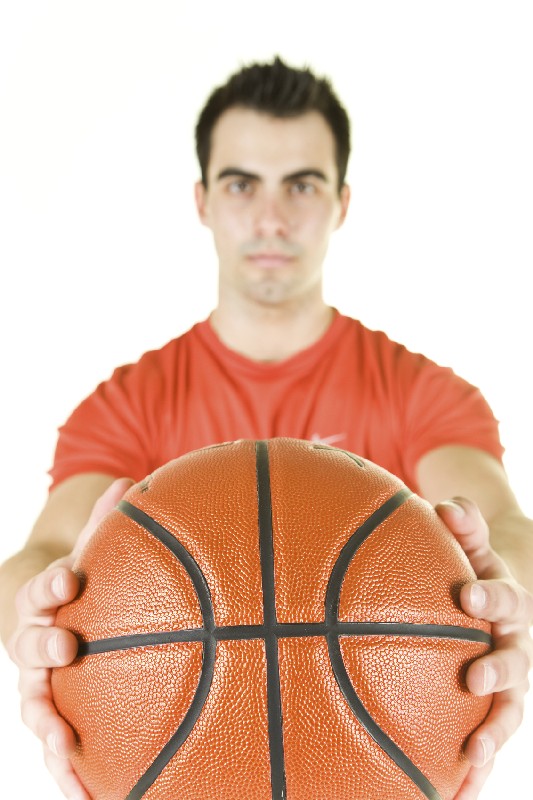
[209,294,334,362]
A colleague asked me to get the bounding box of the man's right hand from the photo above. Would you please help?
[7,478,133,800]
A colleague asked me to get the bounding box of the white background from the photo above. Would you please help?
[0,2,531,797]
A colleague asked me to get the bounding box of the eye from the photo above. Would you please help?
[289,181,316,196]
[227,179,253,195]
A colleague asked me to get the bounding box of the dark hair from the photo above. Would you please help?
[195,56,351,192]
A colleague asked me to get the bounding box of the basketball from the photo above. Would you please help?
[52,438,492,800]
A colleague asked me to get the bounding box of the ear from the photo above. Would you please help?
[194,181,210,227]
[335,183,351,230]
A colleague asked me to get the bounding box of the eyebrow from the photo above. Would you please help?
[216,168,330,184]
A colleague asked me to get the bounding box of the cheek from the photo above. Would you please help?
[211,204,251,244]
[212,221,253,269]
[298,204,339,242]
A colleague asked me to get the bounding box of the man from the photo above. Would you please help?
[1,57,532,800]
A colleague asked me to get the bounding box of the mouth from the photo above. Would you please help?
[246,253,295,268]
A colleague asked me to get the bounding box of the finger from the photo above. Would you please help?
[21,693,77,756]
[464,685,526,767]
[15,566,80,620]
[17,664,53,703]
[466,645,531,695]
[453,761,494,800]
[11,625,78,669]
[460,579,533,628]
[436,498,509,580]
[43,746,91,800]
[72,477,134,557]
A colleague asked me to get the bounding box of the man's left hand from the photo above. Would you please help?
[436,498,533,800]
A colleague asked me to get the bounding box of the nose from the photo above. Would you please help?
[253,193,291,239]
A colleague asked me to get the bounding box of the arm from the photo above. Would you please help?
[416,445,533,800]
[0,474,129,800]
[0,473,117,646]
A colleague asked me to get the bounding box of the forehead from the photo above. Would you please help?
[207,108,337,179]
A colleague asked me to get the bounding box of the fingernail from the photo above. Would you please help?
[470,583,487,611]
[47,632,62,664]
[483,663,497,694]
[480,736,495,764]
[46,732,59,756]
[439,499,466,516]
[52,572,66,600]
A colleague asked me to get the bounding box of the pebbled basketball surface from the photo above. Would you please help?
[52,438,492,800]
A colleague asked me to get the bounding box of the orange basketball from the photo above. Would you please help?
[52,438,492,800]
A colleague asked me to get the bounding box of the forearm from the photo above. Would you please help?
[0,473,119,648]
[0,544,66,647]
[488,509,533,597]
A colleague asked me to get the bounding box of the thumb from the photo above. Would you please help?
[71,477,134,558]
[436,497,510,581]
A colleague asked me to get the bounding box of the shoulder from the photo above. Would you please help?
[106,321,206,383]
[336,314,491,411]
[336,313,419,351]
[336,313,445,373]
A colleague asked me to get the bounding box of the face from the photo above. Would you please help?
[195,108,350,308]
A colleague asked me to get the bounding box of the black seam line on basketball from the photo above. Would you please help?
[117,500,215,633]
[256,441,287,800]
[327,634,442,800]
[77,622,491,656]
[125,637,217,800]
[116,500,216,800]
[325,487,413,622]
[325,487,442,800]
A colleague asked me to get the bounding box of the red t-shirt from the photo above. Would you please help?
[49,312,504,493]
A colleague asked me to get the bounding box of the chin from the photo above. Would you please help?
[246,281,296,307]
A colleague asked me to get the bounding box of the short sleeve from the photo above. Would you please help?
[48,361,162,491]
[398,351,504,486]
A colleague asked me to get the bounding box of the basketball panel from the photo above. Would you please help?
[340,636,493,799]
[339,495,490,631]
[142,639,272,800]
[268,439,406,625]
[52,642,203,800]
[56,510,203,640]
[123,442,264,628]
[278,637,429,800]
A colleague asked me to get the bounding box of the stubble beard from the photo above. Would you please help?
[242,264,326,311]
[246,276,294,306]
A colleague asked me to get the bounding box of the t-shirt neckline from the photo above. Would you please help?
[193,309,348,378]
